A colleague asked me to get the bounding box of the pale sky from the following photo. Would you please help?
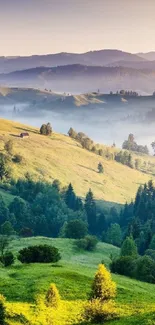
[0,0,155,56]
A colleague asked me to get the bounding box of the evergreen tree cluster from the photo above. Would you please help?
[0,179,107,239]
[122,134,149,154]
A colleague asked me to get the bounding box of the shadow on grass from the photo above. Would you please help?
[78,164,97,173]
[15,126,39,134]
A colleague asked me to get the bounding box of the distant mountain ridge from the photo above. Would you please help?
[0,49,145,73]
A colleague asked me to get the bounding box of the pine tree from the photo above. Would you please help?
[91,264,116,301]
[85,189,97,234]
[45,283,60,308]
[65,183,76,210]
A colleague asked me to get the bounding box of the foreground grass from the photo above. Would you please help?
[0,237,155,324]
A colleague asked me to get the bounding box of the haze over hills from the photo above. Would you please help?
[1,64,155,94]
[0,86,155,150]
[0,49,146,74]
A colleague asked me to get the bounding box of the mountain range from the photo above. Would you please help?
[1,49,155,94]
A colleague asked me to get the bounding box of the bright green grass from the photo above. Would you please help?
[1,237,155,325]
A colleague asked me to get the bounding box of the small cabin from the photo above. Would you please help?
[20,132,29,138]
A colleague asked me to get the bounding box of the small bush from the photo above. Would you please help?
[76,235,98,251]
[0,295,6,325]
[0,251,14,267]
[18,245,61,264]
[84,299,117,323]
[12,154,23,163]
[45,283,60,308]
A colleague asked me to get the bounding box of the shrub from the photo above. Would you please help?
[110,256,136,277]
[0,251,14,267]
[12,154,23,163]
[136,255,155,283]
[76,235,98,251]
[84,299,117,323]
[64,219,88,239]
[45,283,60,308]
[0,295,5,325]
[91,264,116,301]
[18,245,61,264]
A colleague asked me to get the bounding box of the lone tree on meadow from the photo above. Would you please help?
[91,264,116,301]
[40,123,52,136]
[98,162,104,174]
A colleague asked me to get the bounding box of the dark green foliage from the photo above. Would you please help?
[65,183,76,210]
[64,219,88,239]
[115,150,134,169]
[121,236,138,257]
[98,162,104,174]
[136,255,155,283]
[40,123,52,136]
[111,256,136,277]
[1,221,14,236]
[18,245,61,264]
[0,196,9,226]
[76,235,98,251]
[0,235,9,258]
[12,154,23,163]
[0,153,10,181]
[85,189,97,234]
[145,249,155,261]
[106,223,122,247]
[0,251,14,267]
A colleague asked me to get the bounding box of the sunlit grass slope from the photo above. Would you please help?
[0,237,155,325]
[0,118,155,204]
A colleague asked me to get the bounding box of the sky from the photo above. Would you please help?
[0,0,155,56]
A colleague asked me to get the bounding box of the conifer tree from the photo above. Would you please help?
[65,183,76,210]
[85,189,97,234]
[91,264,116,301]
[98,162,104,173]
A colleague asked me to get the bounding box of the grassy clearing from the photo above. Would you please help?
[0,118,155,205]
[0,237,155,324]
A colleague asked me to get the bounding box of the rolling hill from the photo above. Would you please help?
[0,118,155,206]
[1,64,155,94]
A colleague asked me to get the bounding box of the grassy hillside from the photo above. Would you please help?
[0,118,155,205]
[1,237,155,325]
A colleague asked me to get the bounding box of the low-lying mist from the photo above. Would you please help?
[1,102,155,153]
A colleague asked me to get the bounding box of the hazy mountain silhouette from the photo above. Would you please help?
[0,49,145,73]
